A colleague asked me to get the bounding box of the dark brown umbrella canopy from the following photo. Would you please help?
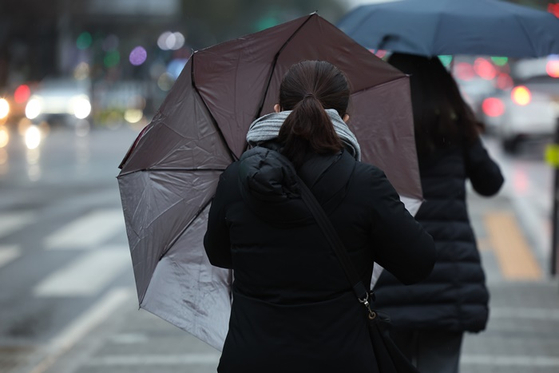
[117,13,420,350]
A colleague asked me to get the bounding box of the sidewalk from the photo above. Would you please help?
[25,192,559,373]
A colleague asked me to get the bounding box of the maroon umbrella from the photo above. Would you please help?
[117,13,421,350]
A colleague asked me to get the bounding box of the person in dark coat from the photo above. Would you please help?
[373,53,505,373]
[204,60,436,373]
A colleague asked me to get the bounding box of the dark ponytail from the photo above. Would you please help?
[277,61,350,168]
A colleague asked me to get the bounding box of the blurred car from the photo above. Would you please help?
[25,78,92,126]
[480,77,559,153]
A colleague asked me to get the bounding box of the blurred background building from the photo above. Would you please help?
[0,0,557,135]
[0,0,346,130]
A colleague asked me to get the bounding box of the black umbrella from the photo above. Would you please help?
[338,0,559,58]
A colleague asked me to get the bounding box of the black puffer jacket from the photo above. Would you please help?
[204,146,436,373]
[374,137,504,333]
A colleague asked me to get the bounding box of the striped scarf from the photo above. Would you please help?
[246,109,361,161]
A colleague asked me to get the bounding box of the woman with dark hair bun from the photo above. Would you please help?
[204,60,436,372]
[373,53,505,373]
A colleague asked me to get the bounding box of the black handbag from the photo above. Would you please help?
[296,174,420,373]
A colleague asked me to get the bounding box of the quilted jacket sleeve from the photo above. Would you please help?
[367,167,437,285]
[203,164,238,269]
[464,137,504,196]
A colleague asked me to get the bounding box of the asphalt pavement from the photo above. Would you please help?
[2,125,559,373]
[23,191,559,373]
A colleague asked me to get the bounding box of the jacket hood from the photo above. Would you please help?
[238,147,300,203]
[237,146,355,224]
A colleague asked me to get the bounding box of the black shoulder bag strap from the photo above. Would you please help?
[294,174,376,318]
[296,174,421,373]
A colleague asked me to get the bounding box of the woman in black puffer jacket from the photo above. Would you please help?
[373,53,504,373]
[204,60,436,373]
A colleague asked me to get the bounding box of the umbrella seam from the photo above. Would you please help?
[117,168,227,177]
[431,1,448,57]
[351,74,409,95]
[158,198,213,261]
[191,53,238,162]
[508,8,539,57]
[253,13,315,121]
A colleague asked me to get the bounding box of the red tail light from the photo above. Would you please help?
[482,97,505,117]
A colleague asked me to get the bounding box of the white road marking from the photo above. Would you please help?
[109,333,149,344]
[462,354,559,367]
[0,212,35,239]
[86,353,221,366]
[44,209,124,250]
[34,248,130,297]
[0,245,21,268]
[30,287,134,373]
[490,306,559,320]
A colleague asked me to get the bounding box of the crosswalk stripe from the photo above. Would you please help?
[0,245,21,268]
[30,287,134,373]
[34,248,130,297]
[0,212,35,239]
[44,209,124,250]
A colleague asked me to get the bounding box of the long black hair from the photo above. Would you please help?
[277,60,350,168]
[387,53,482,155]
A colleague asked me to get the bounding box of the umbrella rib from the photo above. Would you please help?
[159,198,213,260]
[507,8,540,57]
[117,168,226,177]
[147,168,227,172]
[190,53,239,162]
[351,74,409,95]
[253,13,315,121]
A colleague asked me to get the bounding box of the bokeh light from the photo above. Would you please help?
[157,31,185,50]
[474,58,497,80]
[167,59,188,79]
[491,57,508,66]
[129,46,147,66]
[438,55,453,67]
[124,109,143,123]
[104,51,120,67]
[73,62,90,80]
[25,125,41,150]
[0,99,9,119]
[511,86,531,106]
[157,73,175,91]
[14,85,31,103]
[76,32,92,50]
[482,97,505,117]
[454,62,475,81]
[496,73,514,90]
[25,98,42,119]
[546,58,559,78]
[103,34,119,52]
[0,125,9,147]
[255,16,278,31]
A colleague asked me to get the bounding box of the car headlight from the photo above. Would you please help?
[70,95,91,119]
[26,97,42,119]
[0,98,9,120]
